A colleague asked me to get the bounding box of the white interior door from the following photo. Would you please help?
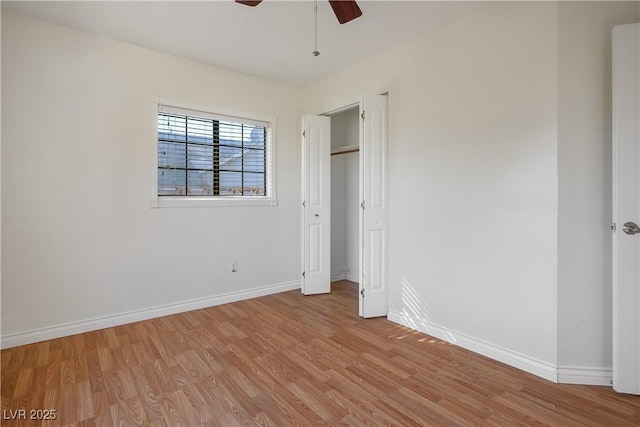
[302,115,331,295]
[359,95,389,317]
[612,23,640,396]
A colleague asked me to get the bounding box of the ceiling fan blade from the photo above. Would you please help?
[236,1,263,6]
[328,0,362,24]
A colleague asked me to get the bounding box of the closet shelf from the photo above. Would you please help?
[331,145,359,156]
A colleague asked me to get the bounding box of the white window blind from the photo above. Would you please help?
[157,105,269,198]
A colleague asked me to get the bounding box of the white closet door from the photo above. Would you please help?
[302,115,331,295]
[360,95,389,317]
[612,23,640,395]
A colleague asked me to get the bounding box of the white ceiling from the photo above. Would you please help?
[2,1,479,86]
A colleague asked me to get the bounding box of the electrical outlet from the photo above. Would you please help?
[231,261,238,273]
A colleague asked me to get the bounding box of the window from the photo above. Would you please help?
[153,101,276,207]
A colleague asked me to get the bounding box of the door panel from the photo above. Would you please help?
[360,95,389,317]
[612,23,640,395]
[308,223,322,273]
[309,126,323,207]
[302,115,331,295]
[368,229,385,291]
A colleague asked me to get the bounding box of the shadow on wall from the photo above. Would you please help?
[398,277,458,345]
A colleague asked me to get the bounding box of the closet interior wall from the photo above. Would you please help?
[330,107,360,283]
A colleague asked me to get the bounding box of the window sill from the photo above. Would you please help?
[151,196,277,208]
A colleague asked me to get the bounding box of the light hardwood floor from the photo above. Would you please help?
[1,281,639,426]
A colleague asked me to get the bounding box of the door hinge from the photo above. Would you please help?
[360,288,365,297]
[303,200,306,208]
[361,201,365,209]
[303,130,306,138]
[361,111,365,120]
[302,271,306,278]
[611,222,617,231]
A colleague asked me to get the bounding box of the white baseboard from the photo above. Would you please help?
[1,280,301,349]
[331,271,359,283]
[345,272,359,283]
[388,309,558,383]
[557,365,613,386]
[331,272,347,282]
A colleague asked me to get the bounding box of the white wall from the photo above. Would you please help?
[330,108,359,282]
[1,11,302,345]
[557,1,640,382]
[330,107,359,151]
[305,2,560,377]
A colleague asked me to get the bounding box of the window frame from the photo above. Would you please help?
[151,97,277,208]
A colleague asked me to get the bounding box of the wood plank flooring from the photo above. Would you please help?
[2,281,639,426]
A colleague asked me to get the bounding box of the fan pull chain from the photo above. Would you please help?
[313,0,320,56]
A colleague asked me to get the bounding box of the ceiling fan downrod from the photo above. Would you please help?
[313,0,320,57]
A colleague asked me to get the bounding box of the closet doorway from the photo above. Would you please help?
[301,94,389,318]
